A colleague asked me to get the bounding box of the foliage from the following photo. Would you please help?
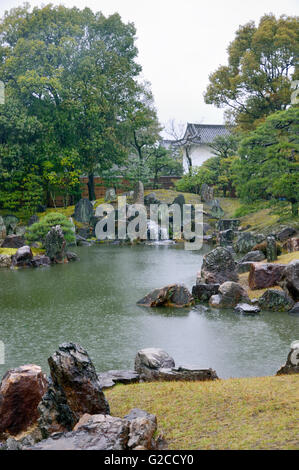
[204,14,299,129]
[236,106,299,215]
[26,212,75,245]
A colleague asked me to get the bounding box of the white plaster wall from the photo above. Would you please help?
[183,144,214,173]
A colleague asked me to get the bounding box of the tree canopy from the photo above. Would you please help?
[204,14,299,130]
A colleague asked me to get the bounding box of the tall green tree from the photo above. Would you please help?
[204,14,299,130]
[236,106,299,215]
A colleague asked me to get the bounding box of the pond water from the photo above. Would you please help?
[0,244,298,379]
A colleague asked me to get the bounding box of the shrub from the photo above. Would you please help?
[26,212,75,245]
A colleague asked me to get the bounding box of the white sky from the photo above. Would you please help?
[0,0,298,132]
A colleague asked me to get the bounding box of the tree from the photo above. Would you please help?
[0,4,144,202]
[147,145,183,188]
[204,14,299,130]
[209,134,239,159]
[26,212,76,245]
[237,106,299,215]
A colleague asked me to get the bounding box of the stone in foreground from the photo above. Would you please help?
[248,263,285,290]
[258,289,294,312]
[45,225,66,263]
[0,365,48,438]
[200,246,238,284]
[31,410,157,450]
[12,245,33,267]
[192,283,220,302]
[38,343,109,438]
[137,284,194,308]
[234,303,261,315]
[276,341,299,375]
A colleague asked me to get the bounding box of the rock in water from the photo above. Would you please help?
[209,282,250,308]
[135,349,175,376]
[12,245,33,267]
[266,236,277,262]
[137,284,194,308]
[0,254,12,268]
[289,302,299,315]
[133,181,144,205]
[279,260,299,302]
[200,246,238,284]
[192,283,220,302]
[45,225,66,263]
[234,303,261,315]
[38,343,109,438]
[74,198,94,223]
[276,341,299,375]
[258,289,294,312]
[0,365,48,438]
[249,263,285,290]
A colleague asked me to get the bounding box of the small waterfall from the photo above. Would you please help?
[146,220,175,245]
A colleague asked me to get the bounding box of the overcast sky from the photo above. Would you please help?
[0,0,298,132]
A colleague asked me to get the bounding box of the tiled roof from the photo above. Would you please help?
[184,123,231,144]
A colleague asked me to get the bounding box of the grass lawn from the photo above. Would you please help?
[106,375,299,450]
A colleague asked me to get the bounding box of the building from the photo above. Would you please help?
[166,123,231,173]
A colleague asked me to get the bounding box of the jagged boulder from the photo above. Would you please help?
[277,341,299,375]
[192,283,220,302]
[31,255,51,268]
[234,232,264,254]
[0,365,48,438]
[144,193,160,205]
[234,303,261,315]
[249,263,285,290]
[266,236,277,262]
[209,282,250,308]
[239,250,265,263]
[38,343,110,438]
[137,284,194,308]
[279,260,299,302]
[135,349,175,377]
[74,198,94,223]
[200,184,214,203]
[276,227,296,242]
[172,194,185,210]
[219,229,235,246]
[45,225,66,263]
[12,245,33,267]
[258,289,294,312]
[200,246,238,284]
[209,199,224,219]
[105,188,116,202]
[2,235,25,249]
[0,254,12,268]
[217,219,240,231]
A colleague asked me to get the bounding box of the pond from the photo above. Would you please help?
[0,244,298,379]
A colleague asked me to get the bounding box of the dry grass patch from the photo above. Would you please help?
[106,375,299,450]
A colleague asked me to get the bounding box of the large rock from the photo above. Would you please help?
[134,348,218,383]
[276,341,299,375]
[192,283,220,302]
[45,225,66,263]
[172,194,185,210]
[209,281,250,308]
[12,245,33,267]
[74,198,94,223]
[217,219,240,231]
[137,284,194,308]
[209,199,224,219]
[0,254,12,268]
[219,229,235,246]
[0,365,48,438]
[239,250,265,263]
[234,303,261,315]
[200,246,238,284]
[132,181,144,205]
[234,232,264,254]
[276,227,296,242]
[266,236,277,262]
[283,237,299,253]
[135,349,175,377]
[38,343,110,438]
[105,188,116,202]
[237,261,255,274]
[144,192,160,205]
[258,289,294,312]
[279,260,299,302]
[289,302,299,315]
[31,255,51,268]
[200,184,214,203]
[1,234,25,249]
[248,263,285,290]
[31,410,157,450]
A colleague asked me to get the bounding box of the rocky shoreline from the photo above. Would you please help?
[0,341,297,451]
